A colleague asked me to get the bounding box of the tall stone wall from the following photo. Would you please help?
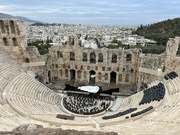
[47,36,141,92]
[165,37,180,72]
[0,19,48,82]
[0,19,27,61]
[139,53,166,90]
[138,37,180,91]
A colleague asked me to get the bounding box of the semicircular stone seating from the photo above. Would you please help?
[1,50,180,134]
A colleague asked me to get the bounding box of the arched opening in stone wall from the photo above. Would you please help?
[70,69,76,81]
[111,53,117,63]
[126,54,132,61]
[12,37,18,46]
[82,52,87,61]
[98,72,102,80]
[55,64,58,69]
[89,70,96,84]
[105,73,108,81]
[162,65,165,72]
[110,72,117,83]
[48,71,51,83]
[57,51,60,58]
[77,70,81,78]
[84,71,87,79]
[125,74,129,82]
[70,52,75,61]
[119,74,122,82]
[65,69,69,77]
[0,20,5,34]
[5,24,10,35]
[16,26,20,35]
[59,70,62,77]
[52,64,54,69]
[25,58,30,63]
[3,38,8,46]
[10,20,15,34]
[98,53,103,62]
[60,52,63,58]
[130,68,134,73]
[57,51,63,58]
[90,52,96,63]
[69,37,74,45]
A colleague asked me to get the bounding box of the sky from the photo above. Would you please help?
[0,0,180,25]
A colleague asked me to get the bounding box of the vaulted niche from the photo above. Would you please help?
[90,52,96,63]
[70,69,76,81]
[110,72,117,83]
[0,20,5,34]
[12,37,18,46]
[82,52,87,61]
[126,54,132,61]
[70,52,75,61]
[89,70,96,84]
[112,53,117,63]
[10,20,15,34]
[3,38,8,46]
[98,53,103,62]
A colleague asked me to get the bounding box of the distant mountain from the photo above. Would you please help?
[133,18,180,45]
[0,13,40,23]
[0,13,13,18]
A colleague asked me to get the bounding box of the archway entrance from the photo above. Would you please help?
[25,58,30,63]
[70,69,76,81]
[89,70,96,84]
[48,71,51,83]
[110,72,117,83]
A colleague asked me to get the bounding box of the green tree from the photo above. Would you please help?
[27,39,52,55]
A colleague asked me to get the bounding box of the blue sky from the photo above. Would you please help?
[0,0,180,25]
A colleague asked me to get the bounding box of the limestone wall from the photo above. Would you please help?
[0,19,27,61]
[165,37,180,72]
[48,40,141,91]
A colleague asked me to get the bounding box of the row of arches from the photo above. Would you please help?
[58,69,130,84]
[57,51,132,63]
[0,20,17,34]
[51,63,135,74]
[2,37,18,46]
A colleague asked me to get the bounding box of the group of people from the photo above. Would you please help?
[63,93,111,115]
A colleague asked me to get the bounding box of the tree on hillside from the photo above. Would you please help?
[133,18,180,45]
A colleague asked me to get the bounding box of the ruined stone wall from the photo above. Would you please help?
[139,53,166,89]
[0,19,48,82]
[48,38,140,92]
[165,37,180,72]
[24,46,49,83]
[0,19,27,61]
[138,37,180,90]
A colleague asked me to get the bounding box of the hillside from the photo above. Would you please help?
[133,18,180,45]
[0,13,40,23]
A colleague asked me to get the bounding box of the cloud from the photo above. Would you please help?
[0,0,180,25]
[0,5,10,10]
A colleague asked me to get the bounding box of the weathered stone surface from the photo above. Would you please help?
[11,128,117,135]
[12,124,43,132]
[47,35,140,93]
